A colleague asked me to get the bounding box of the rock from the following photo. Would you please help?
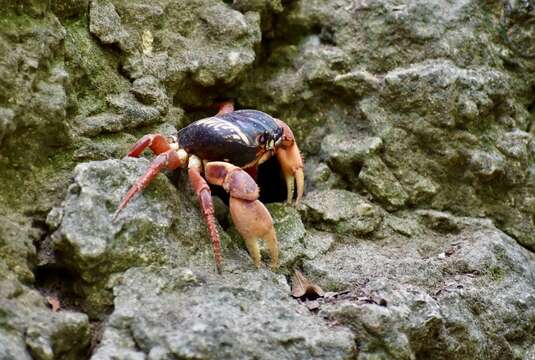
[466,149,506,181]
[359,157,409,210]
[50,0,90,19]
[501,0,535,58]
[0,107,15,146]
[0,260,91,360]
[3,0,535,359]
[89,0,128,48]
[265,203,307,270]
[101,0,261,105]
[304,223,535,359]
[51,157,233,315]
[130,76,170,112]
[333,70,382,96]
[307,160,345,191]
[301,189,383,236]
[496,129,530,160]
[416,209,463,233]
[321,133,383,181]
[91,266,356,360]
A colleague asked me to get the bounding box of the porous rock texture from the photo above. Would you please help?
[1,0,535,359]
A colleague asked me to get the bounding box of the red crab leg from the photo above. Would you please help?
[188,166,222,274]
[205,161,278,269]
[127,133,171,157]
[112,149,181,221]
[274,120,304,205]
[215,100,234,115]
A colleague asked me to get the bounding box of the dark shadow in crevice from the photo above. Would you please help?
[33,263,112,359]
[257,156,288,204]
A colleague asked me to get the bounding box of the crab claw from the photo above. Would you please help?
[205,161,279,269]
[274,120,304,206]
[230,197,278,269]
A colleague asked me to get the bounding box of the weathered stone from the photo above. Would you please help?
[0,260,91,360]
[51,158,232,315]
[333,70,382,96]
[307,160,345,191]
[359,157,409,210]
[416,209,463,233]
[321,134,383,180]
[89,0,128,47]
[130,76,170,112]
[301,189,383,236]
[304,224,535,359]
[104,0,262,105]
[496,129,531,160]
[3,0,535,359]
[466,149,506,181]
[91,266,357,360]
[265,203,307,270]
[0,107,15,146]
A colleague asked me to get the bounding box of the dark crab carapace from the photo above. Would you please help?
[112,101,304,273]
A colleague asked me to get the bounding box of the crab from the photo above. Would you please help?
[112,101,304,274]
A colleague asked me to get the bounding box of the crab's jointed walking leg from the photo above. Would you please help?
[127,133,172,157]
[188,156,223,274]
[112,134,181,221]
[205,161,279,269]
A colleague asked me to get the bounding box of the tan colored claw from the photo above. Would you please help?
[205,161,279,269]
[274,119,304,206]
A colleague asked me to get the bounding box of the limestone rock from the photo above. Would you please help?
[301,189,383,236]
[91,267,357,360]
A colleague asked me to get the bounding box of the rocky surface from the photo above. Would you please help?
[0,260,90,360]
[1,0,535,359]
[92,267,356,360]
[304,214,535,360]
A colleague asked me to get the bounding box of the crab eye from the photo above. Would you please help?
[258,133,267,144]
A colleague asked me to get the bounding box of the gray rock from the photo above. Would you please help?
[51,157,233,315]
[304,223,535,359]
[266,203,307,270]
[496,129,531,160]
[91,266,356,360]
[321,133,383,181]
[466,149,506,181]
[0,260,90,360]
[108,0,261,105]
[301,189,383,236]
[333,70,382,96]
[0,107,15,146]
[307,161,345,191]
[416,209,463,233]
[89,0,128,47]
[359,157,409,210]
[130,76,170,112]
[3,0,535,359]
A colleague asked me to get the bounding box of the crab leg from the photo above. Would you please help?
[127,133,172,157]
[274,120,304,205]
[113,134,177,220]
[205,161,278,269]
[112,149,181,221]
[188,157,222,274]
[215,100,235,115]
